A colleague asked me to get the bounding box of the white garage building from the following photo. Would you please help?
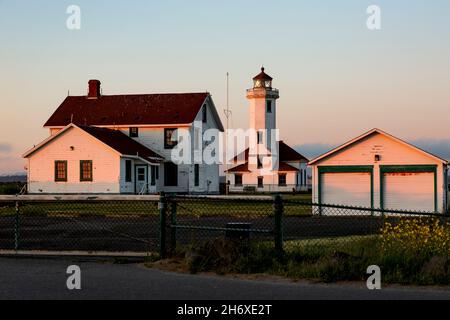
[309,129,449,214]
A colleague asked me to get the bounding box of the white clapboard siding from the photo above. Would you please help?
[383,172,434,212]
[310,130,448,213]
[321,172,371,207]
[27,126,121,194]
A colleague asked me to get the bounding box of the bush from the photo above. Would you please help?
[178,220,450,285]
[0,183,23,195]
[381,218,450,257]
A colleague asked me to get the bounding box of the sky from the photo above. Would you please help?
[0,0,450,174]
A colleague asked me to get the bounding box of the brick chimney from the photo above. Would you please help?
[87,80,101,99]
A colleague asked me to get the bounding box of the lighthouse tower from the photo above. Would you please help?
[246,67,280,153]
[226,67,309,193]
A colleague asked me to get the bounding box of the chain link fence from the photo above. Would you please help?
[0,199,160,253]
[162,196,278,257]
[0,195,447,257]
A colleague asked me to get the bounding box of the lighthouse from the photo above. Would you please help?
[226,67,309,193]
[246,67,280,152]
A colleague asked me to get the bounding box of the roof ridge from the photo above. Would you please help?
[66,92,209,98]
[44,92,215,128]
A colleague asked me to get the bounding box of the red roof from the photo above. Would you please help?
[225,163,251,173]
[277,162,300,172]
[226,161,299,173]
[279,141,309,162]
[78,126,164,161]
[44,93,210,127]
[232,141,308,162]
[253,67,273,81]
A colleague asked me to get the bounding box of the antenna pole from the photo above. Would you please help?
[224,72,232,195]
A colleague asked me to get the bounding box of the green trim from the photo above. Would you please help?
[318,166,373,174]
[379,165,437,173]
[54,160,68,182]
[318,166,374,209]
[379,165,438,212]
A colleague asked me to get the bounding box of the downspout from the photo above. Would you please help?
[445,165,449,215]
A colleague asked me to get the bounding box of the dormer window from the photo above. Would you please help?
[164,128,178,149]
[129,127,139,137]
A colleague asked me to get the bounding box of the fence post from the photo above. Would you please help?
[170,199,177,256]
[158,192,167,259]
[273,194,284,258]
[14,201,20,251]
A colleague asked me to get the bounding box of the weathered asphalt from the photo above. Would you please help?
[0,257,449,300]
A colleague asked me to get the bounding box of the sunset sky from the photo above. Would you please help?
[1,0,449,174]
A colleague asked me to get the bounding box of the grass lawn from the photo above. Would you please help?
[284,235,379,251]
[176,193,313,217]
[0,201,159,217]
[0,193,313,217]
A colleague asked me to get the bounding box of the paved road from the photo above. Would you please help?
[0,257,449,300]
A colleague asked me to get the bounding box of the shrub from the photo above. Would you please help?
[177,221,450,285]
[0,183,22,195]
[381,218,450,257]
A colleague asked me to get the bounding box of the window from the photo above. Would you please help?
[129,127,139,137]
[150,166,156,186]
[80,160,93,182]
[137,167,146,181]
[54,161,67,182]
[125,160,132,182]
[155,166,159,180]
[194,164,200,187]
[257,156,263,169]
[164,128,178,149]
[258,177,264,188]
[164,162,178,186]
[234,174,243,186]
[278,173,287,186]
[194,127,202,151]
[266,100,272,113]
[257,131,263,144]
[202,105,207,123]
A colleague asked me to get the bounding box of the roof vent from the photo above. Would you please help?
[87,80,101,99]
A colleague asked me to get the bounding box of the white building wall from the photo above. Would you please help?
[119,158,135,194]
[28,127,121,194]
[39,97,222,195]
[116,97,220,194]
[311,133,447,213]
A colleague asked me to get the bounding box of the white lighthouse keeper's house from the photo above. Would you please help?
[23,79,224,195]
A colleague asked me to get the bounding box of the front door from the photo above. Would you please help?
[135,166,148,194]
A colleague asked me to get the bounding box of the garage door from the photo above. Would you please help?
[383,172,434,212]
[321,172,371,207]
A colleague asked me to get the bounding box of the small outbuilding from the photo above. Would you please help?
[309,129,449,213]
